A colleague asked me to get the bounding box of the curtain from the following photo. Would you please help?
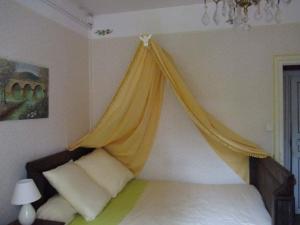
[69,40,268,182]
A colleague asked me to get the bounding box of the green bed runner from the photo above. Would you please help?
[69,179,148,225]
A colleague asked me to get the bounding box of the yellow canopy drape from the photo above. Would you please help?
[69,39,268,182]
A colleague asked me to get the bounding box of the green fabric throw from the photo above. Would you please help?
[69,179,148,225]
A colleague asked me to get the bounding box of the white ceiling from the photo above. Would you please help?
[70,0,203,15]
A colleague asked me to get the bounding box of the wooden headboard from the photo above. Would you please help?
[250,157,295,225]
[26,148,295,225]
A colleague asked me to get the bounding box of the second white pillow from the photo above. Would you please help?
[75,149,134,197]
[37,195,76,224]
[43,162,111,221]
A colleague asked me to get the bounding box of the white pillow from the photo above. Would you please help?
[75,149,134,197]
[43,162,111,221]
[37,195,76,224]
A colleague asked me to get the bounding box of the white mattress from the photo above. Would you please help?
[120,180,271,225]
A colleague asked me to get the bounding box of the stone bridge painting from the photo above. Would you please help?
[0,57,48,121]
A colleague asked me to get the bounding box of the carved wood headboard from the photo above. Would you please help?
[250,157,295,225]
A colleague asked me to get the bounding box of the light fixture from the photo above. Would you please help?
[95,29,113,36]
[201,0,292,29]
[11,179,41,225]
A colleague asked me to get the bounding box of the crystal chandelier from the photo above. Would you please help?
[201,0,292,30]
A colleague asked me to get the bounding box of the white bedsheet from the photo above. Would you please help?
[120,180,271,225]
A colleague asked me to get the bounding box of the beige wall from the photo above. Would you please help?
[90,24,300,184]
[1,1,300,221]
[0,1,89,223]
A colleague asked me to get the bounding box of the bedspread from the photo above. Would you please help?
[70,179,271,225]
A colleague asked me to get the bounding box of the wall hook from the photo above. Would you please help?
[139,34,152,47]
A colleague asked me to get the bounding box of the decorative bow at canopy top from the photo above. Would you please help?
[69,35,268,182]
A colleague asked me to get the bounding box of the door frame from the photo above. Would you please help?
[273,54,300,166]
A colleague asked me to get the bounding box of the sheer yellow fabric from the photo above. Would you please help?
[69,40,268,182]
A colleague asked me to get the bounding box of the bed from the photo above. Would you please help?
[26,147,295,225]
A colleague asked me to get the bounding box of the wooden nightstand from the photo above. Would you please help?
[8,219,64,225]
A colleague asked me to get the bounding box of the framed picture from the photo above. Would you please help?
[0,57,49,121]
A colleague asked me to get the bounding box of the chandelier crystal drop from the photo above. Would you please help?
[264,2,274,23]
[254,3,263,21]
[274,4,282,23]
[222,0,227,16]
[213,0,221,25]
[202,0,211,25]
[201,0,292,29]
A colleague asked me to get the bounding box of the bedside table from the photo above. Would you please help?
[8,219,64,225]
